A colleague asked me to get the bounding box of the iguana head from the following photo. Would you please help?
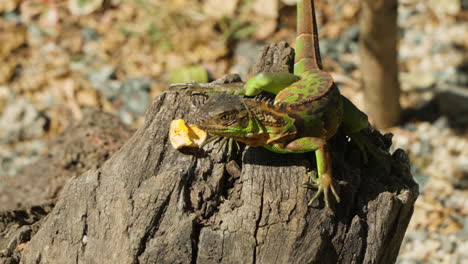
[195,94,296,146]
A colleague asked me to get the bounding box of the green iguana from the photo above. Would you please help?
[170,0,371,210]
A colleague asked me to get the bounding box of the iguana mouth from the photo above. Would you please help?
[195,118,270,146]
[195,118,237,131]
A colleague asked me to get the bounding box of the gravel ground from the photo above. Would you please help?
[0,0,467,262]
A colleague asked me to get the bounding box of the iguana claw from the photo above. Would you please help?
[303,171,340,209]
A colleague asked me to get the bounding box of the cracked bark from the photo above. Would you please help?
[5,42,417,264]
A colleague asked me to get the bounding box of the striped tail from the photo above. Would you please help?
[294,0,322,75]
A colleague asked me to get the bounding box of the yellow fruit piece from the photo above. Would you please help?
[169,119,207,150]
[187,125,208,146]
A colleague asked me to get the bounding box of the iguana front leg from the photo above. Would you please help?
[170,82,247,95]
[170,72,300,96]
[264,137,340,209]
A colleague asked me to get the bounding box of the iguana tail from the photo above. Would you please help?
[295,0,323,75]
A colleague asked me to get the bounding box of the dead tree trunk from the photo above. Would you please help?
[1,42,418,264]
[360,0,401,129]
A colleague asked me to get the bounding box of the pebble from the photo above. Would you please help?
[76,89,99,107]
[118,109,134,125]
[3,11,21,24]
[433,116,450,130]
[233,40,262,79]
[120,78,151,115]
[400,72,436,90]
[0,98,48,143]
[407,230,428,241]
[411,168,430,188]
[81,27,100,41]
[0,139,45,176]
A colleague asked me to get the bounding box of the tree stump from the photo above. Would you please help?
[0,110,133,264]
[2,42,418,264]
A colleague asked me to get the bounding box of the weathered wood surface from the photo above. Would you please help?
[1,42,418,264]
[0,110,133,264]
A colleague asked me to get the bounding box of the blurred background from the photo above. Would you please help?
[0,0,466,263]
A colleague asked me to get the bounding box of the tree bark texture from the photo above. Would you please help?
[1,42,418,264]
[360,0,401,129]
[0,110,133,264]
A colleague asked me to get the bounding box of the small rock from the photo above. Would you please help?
[120,78,151,115]
[253,0,278,18]
[442,237,456,253]
[403,122,418,132]
[400,72,436,90]
[433,116,450,130]
[3,11,21,24]
[411,167,430,189]
[344,25,359,42]
[81,27,100,41]
[253,19,277,40]
[0,139,45,176]
[429,0,461,17]
[68,0,103,16]
[0,0,20,13]
[76,89,100,107]
[203,0,239,19]
[320,39,340,61]
[89,66,116,88]
[118,109,133,125]
[341,2,359,19]
[439,65,466,85]
[455,218,468,240]
[233,40,262,78]
[0,99,48,143]
[407,230,428,241]
[457,156,468,173]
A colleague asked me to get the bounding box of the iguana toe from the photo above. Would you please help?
[304,172,340,209]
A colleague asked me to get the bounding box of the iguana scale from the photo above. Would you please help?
[171,0,370,210]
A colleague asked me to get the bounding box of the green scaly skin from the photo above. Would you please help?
[171,0,370,211]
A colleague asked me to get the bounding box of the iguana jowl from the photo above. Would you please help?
[171,0,369,210]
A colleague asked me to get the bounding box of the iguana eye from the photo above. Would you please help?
[219,110,238,122]
[218,113,238,126]
[219,114,233,124]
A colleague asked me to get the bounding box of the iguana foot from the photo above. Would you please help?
[216,137,240,155]
[200,136,240,157]
[303,171,340,209]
